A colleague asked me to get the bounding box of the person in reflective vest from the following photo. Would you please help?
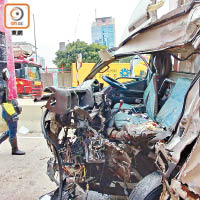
[0,67,25,155]
[1,99,25,155]
[0,12,25,155]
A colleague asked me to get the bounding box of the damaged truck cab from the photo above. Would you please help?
[40,1,200,199]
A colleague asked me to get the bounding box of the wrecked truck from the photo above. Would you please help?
[39,0,200,199]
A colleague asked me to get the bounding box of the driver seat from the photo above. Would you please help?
[114,74,158,129]
[113,52,172,113]
[113,73,158,112]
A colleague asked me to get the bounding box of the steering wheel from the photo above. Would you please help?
[102,75,127,90]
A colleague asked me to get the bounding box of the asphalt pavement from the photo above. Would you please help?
[0,133,55,200]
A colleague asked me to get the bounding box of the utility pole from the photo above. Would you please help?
[33,14,38,62]
[95,9,97,20]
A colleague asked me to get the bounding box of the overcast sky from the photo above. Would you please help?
[8,0,169,67]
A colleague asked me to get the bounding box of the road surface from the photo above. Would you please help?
[0,132,56,200]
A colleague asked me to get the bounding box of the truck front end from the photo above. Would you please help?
[15,58,43,98]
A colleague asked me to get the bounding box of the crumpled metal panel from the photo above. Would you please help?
[115,4,200,55]
[86,3,200,82]
[120,0,152,43]
[178,136,200,196]
[161,177,199,199]
[155,76,200,181]
[104,141,131,183]
[165,77,200,163]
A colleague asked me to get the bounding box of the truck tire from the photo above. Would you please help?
[129,171,162,200]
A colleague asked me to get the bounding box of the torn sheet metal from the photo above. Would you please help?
[165,77,200,163]
[156,76,200,172]
[86,3,200,81]
[119,2,200,47]
[104,141,131,183]
[116,4,200,55]
[177,136,200,196]
[161,178,200,199]
[157,75,200,199]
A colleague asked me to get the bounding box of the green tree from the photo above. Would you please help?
[53,40,107,69]
[118,56,134,63]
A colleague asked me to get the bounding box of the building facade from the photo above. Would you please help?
[91,17,115,49]
[59,42,66,51]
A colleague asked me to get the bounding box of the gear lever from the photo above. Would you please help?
[118,100,124,111]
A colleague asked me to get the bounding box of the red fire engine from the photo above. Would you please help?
[14,55,43,98]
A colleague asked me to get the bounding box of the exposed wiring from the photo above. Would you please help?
[41,109,64,200]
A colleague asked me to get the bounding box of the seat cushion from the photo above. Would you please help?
[113,75,158,129]
[144,74,158,120]
[113,74,158,115]
[156,78,192,130]
[114,112,149,129]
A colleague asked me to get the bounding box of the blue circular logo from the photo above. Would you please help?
[120,68,130,77]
